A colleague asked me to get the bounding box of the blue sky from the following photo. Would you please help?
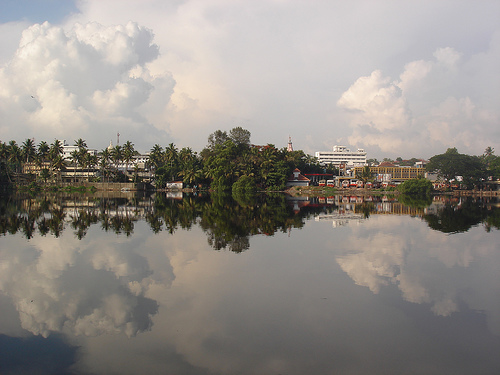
[0,0,78,23]
[0,1,499,159]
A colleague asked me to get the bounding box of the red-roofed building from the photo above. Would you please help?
[287,168,310,187]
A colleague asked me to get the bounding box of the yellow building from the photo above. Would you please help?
[353,165,425,183]
[22,162,51,175]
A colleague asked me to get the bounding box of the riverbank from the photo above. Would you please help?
[11,181,500,197]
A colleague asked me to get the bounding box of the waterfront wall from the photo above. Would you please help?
[58,182,151,191]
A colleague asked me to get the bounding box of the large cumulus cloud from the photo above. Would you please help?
[0,21,174,151]
[338,40,500,157]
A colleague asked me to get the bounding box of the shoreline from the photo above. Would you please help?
[8,181,500,198]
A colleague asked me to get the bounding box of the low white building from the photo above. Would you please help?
[315,145,367,167]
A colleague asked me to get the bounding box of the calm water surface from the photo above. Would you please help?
[1,193,500,374]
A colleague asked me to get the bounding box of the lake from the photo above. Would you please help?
[1,192,500,375]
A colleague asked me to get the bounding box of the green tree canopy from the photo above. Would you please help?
[426,148,487,188]
[229,126,251,146]
[397,178,433,196]
[207,130,230,149]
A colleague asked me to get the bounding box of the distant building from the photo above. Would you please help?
[105,141,149,172]
[315,145,366,167]
[287,136,293,152]
[353,165,425,184]
[59,140,98,160]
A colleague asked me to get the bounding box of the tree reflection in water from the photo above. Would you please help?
[422,197,497,233]
[1,193,499,246]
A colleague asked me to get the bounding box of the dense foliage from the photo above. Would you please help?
[151,127,330,191]
[425,147,493,189]
[397,178,433,196]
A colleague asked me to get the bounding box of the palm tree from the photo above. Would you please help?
[51,155,65,183]
[74,138,87,149]
[122,141,135,180]
[73,138,89,181]
[178,147,193,163]
[8,141,22,174]
[49,139,64,162]
[69,149,80,183]
[0,142,9,178]
[165,143,178,164]
[99,148,111,182]
[0,142,13,182]
[164,143,179,182]
[36,141,50,170]
[86,153,98,181]
[39,168,51,184]
[133,164,140,182]
[37,141,49,158]
[178,148,202,187]
[48,140,65,183]
[149,144,164,171]
[0,142,8,163]
[21,138,36,163]
[357,166,374,186]
[179,164,203,186]
[110,145,123,180]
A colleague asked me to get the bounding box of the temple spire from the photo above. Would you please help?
[287,136,293,152]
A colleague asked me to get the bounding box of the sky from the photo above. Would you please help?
[0,0,499,159]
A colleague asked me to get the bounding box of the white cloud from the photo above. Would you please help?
[338,70,409,131]
[338,44,500,157]
[1,0,499,156]
[398,60,433,92]
[0,20,173,152]
[434,47,462,68]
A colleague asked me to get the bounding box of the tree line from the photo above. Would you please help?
[425,147,500,189]
[1,127,333,191]
[1,128,499,191]
[0,137,140,185]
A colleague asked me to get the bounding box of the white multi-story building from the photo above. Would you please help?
[315,145,367,167]
[59,140,98,160]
